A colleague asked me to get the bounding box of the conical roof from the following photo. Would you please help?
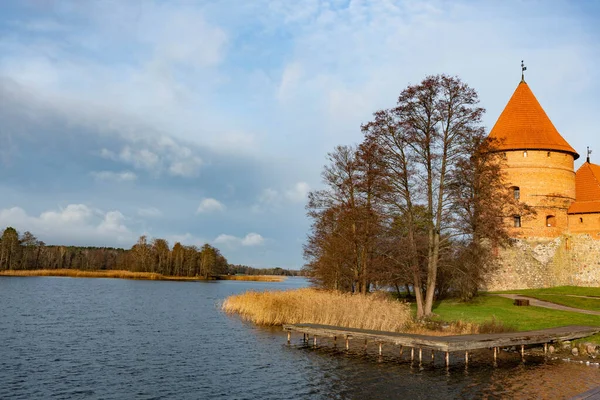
[488,81,579,159]
[568,162,600,214]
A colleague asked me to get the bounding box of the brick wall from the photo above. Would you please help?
[502,149,576,238]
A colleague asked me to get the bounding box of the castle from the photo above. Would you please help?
[484,74,600,290]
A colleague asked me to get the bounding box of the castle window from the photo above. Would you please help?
[523,151,528,157]
[580,217,583,223]
[513,215,521,228]
[511,186,520,200]
[546,215,556,227]
[547,151,551,157]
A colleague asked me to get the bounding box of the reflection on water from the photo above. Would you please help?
[0,276,598,399]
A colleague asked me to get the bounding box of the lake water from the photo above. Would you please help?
[1,276,599,399]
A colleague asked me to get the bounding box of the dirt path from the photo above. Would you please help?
[489,294,600,316]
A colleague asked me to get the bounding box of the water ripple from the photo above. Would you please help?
[1,276,599,399]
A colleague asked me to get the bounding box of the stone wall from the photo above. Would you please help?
[484,234,600,290]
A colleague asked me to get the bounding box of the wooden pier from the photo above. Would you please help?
[283,323,600,367]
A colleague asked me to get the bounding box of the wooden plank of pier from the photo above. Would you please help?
[283,323,600,352]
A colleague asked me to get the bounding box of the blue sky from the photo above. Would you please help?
[1,0,599,269]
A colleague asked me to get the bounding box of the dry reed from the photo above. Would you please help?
[222,288,413,332]
[220,275,286,282]
[0,269,200,281]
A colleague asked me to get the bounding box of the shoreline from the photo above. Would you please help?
[0,269,286,282]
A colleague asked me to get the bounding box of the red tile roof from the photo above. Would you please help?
[568,162,600,214]
[488,82,579,159]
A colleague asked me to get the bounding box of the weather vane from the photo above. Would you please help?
[587,146,592,163]
[521,60,527,82]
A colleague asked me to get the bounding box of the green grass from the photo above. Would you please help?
[517,294,600,311]
[428,295,600,331]
[485,286,600,312]
[489,286,600,297]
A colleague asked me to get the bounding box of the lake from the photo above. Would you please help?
[1,276,599,399]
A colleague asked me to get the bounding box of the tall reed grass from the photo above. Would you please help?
[0,269,198,281]
[219,275,286,282]
[222,288,516,335]
[222,288,413,332]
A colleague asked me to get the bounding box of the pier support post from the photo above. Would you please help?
[521,345,525,362]
[419,348,422,364]
[345,336,349,351]
[445,352,450,368]
[399,345,403,358]
[493,347,497,366]
[411,348,414,361]
[314,336,317,348]
[379,342,383,356]
[364,339,368,352]
[287,331,291,345]
[431,350,435,363]
[333,336,337,348]
[544,343,548,355]
[465,351,469,365]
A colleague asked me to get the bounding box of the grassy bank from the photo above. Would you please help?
[224,287,600,339]
[0,269,284,282]
[430,295,600,331]
[490,286,600,297]
[0,269,200,281]
[488,286,600,311]
[222,288,511,335]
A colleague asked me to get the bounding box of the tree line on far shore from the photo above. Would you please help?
[303,75,529,318]
[0,227,301,278]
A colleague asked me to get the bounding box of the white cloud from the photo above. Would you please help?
[169,157,203,177]
[214,232,265,248]
[99,141,203,178]
[166,232,206,248]
[285,181,310,203]
[259,188,280,205]
[119,147,160,171]
[196,198,226,214]
[91,170,137,182]
[0,205,135,246]
[253,181,311,212]
[241,232,265,246]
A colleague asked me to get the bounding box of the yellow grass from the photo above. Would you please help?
[222,288,413,332]
[222,288,512,336]
[0,269,200,281]
[220,275,286,282]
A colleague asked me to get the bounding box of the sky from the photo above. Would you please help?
[1,0,600,269]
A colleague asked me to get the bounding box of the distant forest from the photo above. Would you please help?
[0,227,301,277]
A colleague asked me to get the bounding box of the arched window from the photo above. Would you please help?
[510,186,520,200]
[546,215,556,227]
[513,215,521,228]
[580,217,584,223]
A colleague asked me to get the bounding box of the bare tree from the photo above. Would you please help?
[361,75,487,318]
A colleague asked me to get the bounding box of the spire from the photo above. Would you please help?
[521,60,527,83]
[488,81,579,159]
[587,147,592,163]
